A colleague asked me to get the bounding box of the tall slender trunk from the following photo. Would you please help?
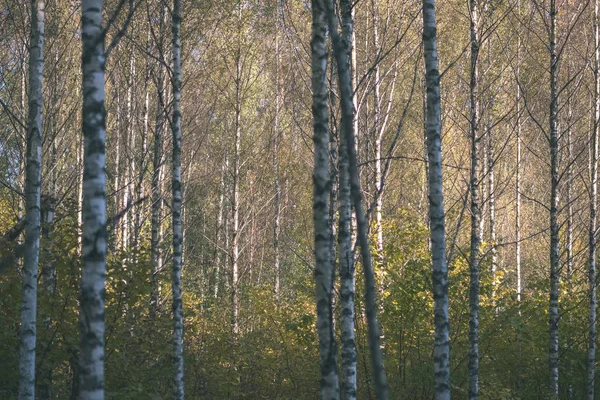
[516,0,522,308]
[325,0,388,397]
[232,26,242,340]
[113,79,122,249]
[339,0,357,398]
[311,1,340,398]
[423,1,451,398]
[150,4,167,318]
[135,44,151,252]
[371,0,384,264]
[566,97,573,279]
[213,156,227,299]
[587,2,599,397]
[39,193,56,400]
[171,0,185,398]
[548,0,560,396]
[18,1,44,399]
[79,1,107,399]
[338,79,357,400]
[273,0,282,298]
[123,56,135,250]
[487,98,497,303]
[468,0,482,397]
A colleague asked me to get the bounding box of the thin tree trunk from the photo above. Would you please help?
[487,101,497,303]
[468,0,482,397]
[587,1,599,397]
[338,83,357,400]
[515,4,523,390]
[325,0,388,397]
[232,25,242,340]
[79,1,107,399]
[213,156,227,299]
[39,194,56,400]
[516,0,522,308]
[273,0,282,298]
[171,0,185,397]
[113,79,122,249]
[123,56,135,251]
[339,0,357,398]
[150,4,167,318]
[423,0,451,398]
[566,97,573,280]
[548,0,560,396]
[18,1,44,398]
[135,44,151,253]
[311,1,340,397]
[371,0,384,264]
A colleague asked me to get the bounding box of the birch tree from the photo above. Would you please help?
[587,1,599,397]
[79,0,107,399]
[468,0,482,397]
[171,0,185,398]
[548,1,559,395]
[18,1,44,398]
[324,0,388,397]
[339,0,357,397]
[423,0,450,398]
[311,0,340,398]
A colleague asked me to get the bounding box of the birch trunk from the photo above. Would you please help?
[311,1,340,397]
[325,0,388,397]
[171,0,185,397]
[515,12,523,393]
[487,103,497,303]
[273,0,282,298]
[18,1,44,398]
[113,82,122,248]
[548,0,560,396]
[423,1,451,398]
[338,90,357,400]
[150,4,167,318]
[371,0,384,264]
[79,1,107,399]
[468,0,482,397]
[232,27,242,340]
[339,0,357,397]
[213,156,227,299]
[587,1,599,397]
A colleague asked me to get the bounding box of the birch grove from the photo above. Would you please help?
[0,0,599,398]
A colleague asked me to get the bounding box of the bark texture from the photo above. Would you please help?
[79,1,107,399]
[324,0,388,397]
[171,0,185,398]
[311,1,340,398]
[18,1,45,399]
[468,0,481,397]
[423,0,451,398]
[587,1,599,397]
[548,1,560,397]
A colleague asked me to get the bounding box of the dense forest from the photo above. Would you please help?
[0,0,599,398]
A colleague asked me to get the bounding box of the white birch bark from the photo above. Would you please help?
[79,1,107,399]
[324,0,388,397]
[587,1,599,397]
[171,0,185,397]
[312,1,340,397]
[548,1,560,396]
[18,1,44,399]
[468,0,482,397]
[339,0,357,397]
[423,0,451,398]
[151,4,167,318]
[273,0,282,298]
